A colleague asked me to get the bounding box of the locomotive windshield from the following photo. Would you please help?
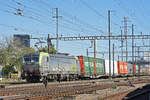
[24,53,39,62]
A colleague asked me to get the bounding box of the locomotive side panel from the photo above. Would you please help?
[40,54,80,80]
[48,54,80,74]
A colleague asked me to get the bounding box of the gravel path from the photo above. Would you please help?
[57,83,148,100]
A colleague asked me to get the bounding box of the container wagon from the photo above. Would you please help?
[140,65,150,75]
[78,56,105,78]
[104,60,118,76]
[134,64,139,75]
[117,61,128,76]
[127,63,136,76]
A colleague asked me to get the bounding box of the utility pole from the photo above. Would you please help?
[124,16,128,62]
[108,10,111,77]
[47,34,50,53]
[94,39,97,58]
[53,8,61,53]
[121,28,123,61]
[132,24,134,75]
[138,47,140,78]
[87,48,88,57]
[87,48,91,76]
[113,43,115,77]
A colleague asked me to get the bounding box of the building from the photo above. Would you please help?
[13,34,30,47]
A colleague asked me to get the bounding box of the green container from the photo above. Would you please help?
[83,57,94,75]
[83,57,104,76]
[95,58,104,75]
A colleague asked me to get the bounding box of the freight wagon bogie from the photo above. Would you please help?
[41,73,79,81]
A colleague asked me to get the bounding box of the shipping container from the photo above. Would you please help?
[141,68,148,75]
[117,61,128,75]
[78,56,84,75]
[135,64,139,74]
[140,66,149,75]
[83,57,94,75]
[127,63,136,74]
[95,58,105,75]
[104,60,118,76]
[78,56,104,77]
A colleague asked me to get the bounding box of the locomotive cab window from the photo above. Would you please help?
[24,56,31,62]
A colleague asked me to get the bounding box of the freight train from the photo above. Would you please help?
[21,52,148,82]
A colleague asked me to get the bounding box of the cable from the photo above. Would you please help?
[113,0,149,31]
[31,0,104,35]
[80,0,120,27]
[10,0,98,36]
[0,23,52,36]
[60,10,104,34]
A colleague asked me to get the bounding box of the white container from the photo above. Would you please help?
[104,60,118,76]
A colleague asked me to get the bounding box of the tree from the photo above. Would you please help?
[0,37,35,77]
[40,45,57,53]
[2,65,15,77]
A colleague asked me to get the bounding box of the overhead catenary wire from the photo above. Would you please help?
[0,1,99,52]
[29,0,104,35]
[1,0,149,60]
[0,5,55,27]
[13,0,100,36]
[11,0,52,19]
[80,0,120,27]
[113,0,149,31]
[0,23,51,36]
[0,6,85,36]
[60,9,105,34]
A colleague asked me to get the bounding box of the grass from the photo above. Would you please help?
[97,96,101,100]
[112,85,117,89]
[0,78,24,84]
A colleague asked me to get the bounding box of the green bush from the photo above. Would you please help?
[2,65,15,77]
[112,85,117,89]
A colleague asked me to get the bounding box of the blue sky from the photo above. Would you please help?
[0,0,150,61]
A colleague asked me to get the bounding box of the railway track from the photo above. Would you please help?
[0,77,150,100]
[1,75,149,89]
[101,84,150,100]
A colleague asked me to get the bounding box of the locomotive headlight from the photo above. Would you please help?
[25,73,27,77]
